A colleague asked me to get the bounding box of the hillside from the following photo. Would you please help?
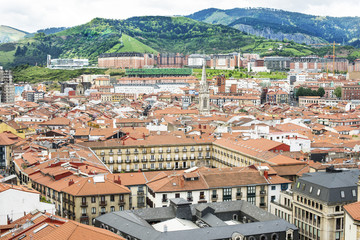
[0,25,28,43]
[187,8,360,45]
[0,16,318,68]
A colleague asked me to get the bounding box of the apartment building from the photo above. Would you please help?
[146,166,291,211]
[292,168,358,240]
[61,175,130,225]
[79,134,213,173]
[211,138,298,168]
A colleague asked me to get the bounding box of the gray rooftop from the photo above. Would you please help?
[293,168,359,204]
[95,199,297,240]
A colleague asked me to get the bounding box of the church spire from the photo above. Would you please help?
[199,58,210,115]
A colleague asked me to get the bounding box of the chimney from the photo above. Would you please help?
[68,179,74,186]
[115,176,121,185]
[180,176,185,188]
[264,171,268,179]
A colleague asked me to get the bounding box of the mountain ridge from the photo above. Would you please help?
[186,7,360,45]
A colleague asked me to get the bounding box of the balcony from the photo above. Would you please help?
[118,199,125,206]
[142,159,147,163]
[190,148,195,152]
[125,160,131,163]
[198,156,203,159]
[260,190,266,195]
[100,152,105,156]
[117,160,122,164]
[236,193,242,200]
[138,191,144,196]
[80,214,89,222]
[99,200,107,206]
[187,197,193,202]
[150,158,155,162]
[166,158,171,161]
[109,152,114,156]
[211,195,218,201]
[182,157,188,160]
[133,159,139,163]
[167,149,171,153]
[81,201,88,207]
[260,203,266,208]
[159,150,163,153]
[162,198,168,203]
[134,151,139,155]
[182,149,187,152]
[142,150,147,154]
[175,149,179,153]
[190,156,195,160]
[158,158,164,162]
[117,151,122,155]
[126,151,131,155]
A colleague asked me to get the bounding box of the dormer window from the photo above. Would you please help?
[341,191,345,198]
[317,189,321,196]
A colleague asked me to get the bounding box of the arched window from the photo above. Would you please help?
[260,234,268,240]
[271,233,279,240]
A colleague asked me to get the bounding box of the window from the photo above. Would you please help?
[247,186,256,205]
[91,196,96,203]
[162,194,167,202]
[110,206,115,212]
[187,191,193,201]
[81,207,86,214]
[91,207,96,214]
[317,189,321,196]
[175,193,180,198]
[223,188,232,201]
[271,186,276,190]
[110,195,115,202]
[352,189,356,197]
[341,191,345,198]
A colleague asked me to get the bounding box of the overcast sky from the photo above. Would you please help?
[2,0,360,32]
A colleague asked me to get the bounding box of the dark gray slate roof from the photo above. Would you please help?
[95,200,295,240]
[293,169,359,204]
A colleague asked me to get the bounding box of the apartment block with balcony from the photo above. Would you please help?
[292,167,358,240]
[80,135,212,173]
[61,176,130,225]
[145,166,290,211]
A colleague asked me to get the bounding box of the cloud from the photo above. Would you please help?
[1,0,360,32]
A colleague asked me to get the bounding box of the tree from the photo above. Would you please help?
[296,87,305,98]
[334,87,342,98]
[317,87,325,97]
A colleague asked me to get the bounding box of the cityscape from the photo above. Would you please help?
[2,1,360,240]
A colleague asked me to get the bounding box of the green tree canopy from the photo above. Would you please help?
[334,86,342,98]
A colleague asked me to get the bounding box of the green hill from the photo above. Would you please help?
[0,25,28,43]
[0,16,338,68]
[187,8,360,45]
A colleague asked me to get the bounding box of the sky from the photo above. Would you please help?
[1,0,360,32]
